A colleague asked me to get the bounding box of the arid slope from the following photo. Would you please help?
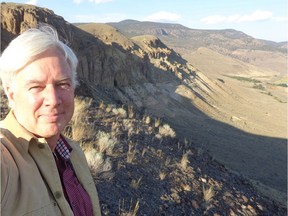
[78,22,287,203]
[1,3,287,209]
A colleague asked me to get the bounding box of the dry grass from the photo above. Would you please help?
[127,105,135,119]
[157,124,176,138]
[96,131,117,155]
[127,141,137,163]
[64,97,95,145]
[59,98,284,215]
[154,118,161,128]
[159,171,167,180]
[202,184,215,204]
[143,115,151,125]
[85,149,113,177]
[180,151,190,170]
[118,200,140,216]
[112,107,127,118]
[130,177,142,189]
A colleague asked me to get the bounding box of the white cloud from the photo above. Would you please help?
[74,0,113,4]
[73,0,85,4]
[74,13,127,23]
[238,10,272,22]
[201,10,275,24]
[144,11,181,22]
[272,16,288,22]
[89,0,114,3]
[25,0,37,5]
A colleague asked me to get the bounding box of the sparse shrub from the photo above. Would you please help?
[157,124,176,138]
[184,138,190,147]
[165,156,171,166]
[155,133,162,139]
[159,171,166,180]
[143,115,151,125]
[118,107,128,118]
[85,149,112,178]
[128,105,135,118]
[64,97,95,144]
[181,184,191,192]
[112,107,127,118]
[72,97,92,122]
[96,131,117,155]
[275,83,288,87]
[180,151,190,170]
[127,141,137,163]
[130,177,142,189]
[202,184,215,204]
[147,126,154,134]
[105,104,115,113]
[118,199,140,216]
[225,75,261,83]
[253,84,265,90]
[123,119,133,131]
[141,148,148,157]
[154,118,161,128]
[111,121,121,137]
[98,100,106,110]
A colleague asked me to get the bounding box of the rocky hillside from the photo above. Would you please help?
[76,22,287,206]
[1,2,287,214]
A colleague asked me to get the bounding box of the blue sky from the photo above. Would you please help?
[5,0,288,42]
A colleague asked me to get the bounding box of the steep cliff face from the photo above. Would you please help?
[1,3,67,49]
[1,3,209,103]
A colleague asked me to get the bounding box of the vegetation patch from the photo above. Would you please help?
[59,96,287,215]
[225,75,262,83]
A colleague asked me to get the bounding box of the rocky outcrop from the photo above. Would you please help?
[0,3,150,90]
[1,2,201,97]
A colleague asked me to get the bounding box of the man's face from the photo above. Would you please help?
[7,48,75,139]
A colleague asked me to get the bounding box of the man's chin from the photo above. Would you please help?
[36,126,63,138]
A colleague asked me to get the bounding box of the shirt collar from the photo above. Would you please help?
[55,136,72,160]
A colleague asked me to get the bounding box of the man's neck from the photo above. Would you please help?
[46,135,60,152]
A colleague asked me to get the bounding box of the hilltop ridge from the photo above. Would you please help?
[109,19,287,75]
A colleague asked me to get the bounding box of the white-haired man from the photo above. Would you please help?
[0,25,101,216]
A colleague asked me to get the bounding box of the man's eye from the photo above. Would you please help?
[58,83,71,88]
[29,86,42,91]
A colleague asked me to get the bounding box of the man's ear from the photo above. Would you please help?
[4,84,15,109]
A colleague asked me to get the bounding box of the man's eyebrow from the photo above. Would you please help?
[24,79,43,86]
[58,77,72,82]
[24,77,72,85]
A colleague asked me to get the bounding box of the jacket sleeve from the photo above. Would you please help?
[1,143,18,208]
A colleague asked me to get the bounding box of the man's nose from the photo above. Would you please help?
[44,85,61,106]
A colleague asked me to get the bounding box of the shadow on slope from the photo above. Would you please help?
[82,29,288,204]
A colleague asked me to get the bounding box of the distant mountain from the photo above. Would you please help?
[109,19,286,52]
[109,20,287,75]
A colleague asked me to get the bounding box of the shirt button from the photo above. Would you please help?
[38,144,45,149]
[54,191,62,199]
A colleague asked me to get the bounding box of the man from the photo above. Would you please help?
[0,25,101,215]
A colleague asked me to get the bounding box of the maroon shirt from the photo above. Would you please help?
[54,136,93,216]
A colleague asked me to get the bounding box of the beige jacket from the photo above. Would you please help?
[0,111,101,216]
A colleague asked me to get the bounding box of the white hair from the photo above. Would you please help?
[0,25,78,91]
